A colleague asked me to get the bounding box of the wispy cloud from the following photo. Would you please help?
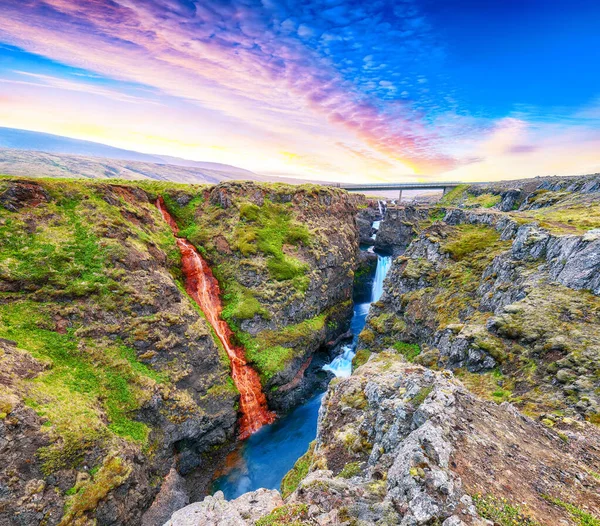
[0,0,597,181]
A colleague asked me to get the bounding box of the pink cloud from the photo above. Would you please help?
[0,0,456,174]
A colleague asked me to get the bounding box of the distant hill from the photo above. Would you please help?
[0,127,262,182]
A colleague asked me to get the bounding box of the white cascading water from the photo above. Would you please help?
[371,254,392,303]
[323,210,392,378]
[370,220,380,239]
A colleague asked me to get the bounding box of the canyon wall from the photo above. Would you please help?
[0,178,361,525]
[164,173,600,526]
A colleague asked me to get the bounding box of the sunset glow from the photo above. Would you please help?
[0,1,599,181]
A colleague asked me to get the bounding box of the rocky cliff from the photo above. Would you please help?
[0,178,361,525]
[360,174,600,424]
[167,355,600,525]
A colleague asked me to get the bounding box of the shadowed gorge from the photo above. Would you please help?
[156,196,275,439]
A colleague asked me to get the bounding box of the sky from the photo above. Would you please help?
[0,0,599,182]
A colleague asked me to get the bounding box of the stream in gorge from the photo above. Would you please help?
[210,217,392,500]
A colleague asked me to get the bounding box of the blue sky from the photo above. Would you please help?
[0,0,598,181]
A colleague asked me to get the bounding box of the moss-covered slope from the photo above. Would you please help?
[0,177,361,525]
[156,181,361,408]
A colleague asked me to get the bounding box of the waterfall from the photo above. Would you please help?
[378,200,384,217]
[371,220,381,239]
[371,254,392,303]
[156,197,275,439]
[323,212,392,378]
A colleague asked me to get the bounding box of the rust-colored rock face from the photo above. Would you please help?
[157,197,274,439]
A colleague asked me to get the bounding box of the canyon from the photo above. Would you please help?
[0,174,599,526]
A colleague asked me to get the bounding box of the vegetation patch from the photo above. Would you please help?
[352,349,371,369]
[256,504,309,526]
[60,455,132,525]
[338,461,362,479]
[411,386,433,407]
[281,442,314,498]
[439,184,469,206]
[473,494,540,526]
[465,193,502,209]
[0,301,162,471]
[441,224,502,260]
[543,496,600,526]
[393,341,421,362]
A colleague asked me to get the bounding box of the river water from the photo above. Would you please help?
[211,220,392,499]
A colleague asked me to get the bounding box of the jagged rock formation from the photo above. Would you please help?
[356,206,380,245]
[374,205,430,255]
[360,174,600,424]
[0,178,361,525]
[165,356,600,525]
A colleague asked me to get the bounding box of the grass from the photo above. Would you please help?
[281,442,314,498]
[235,200,311,282]
[465,193,502,208]
[544,496,600,526]
[256,504,309,526]
[393,341,421,362]
[456,369,515,404]
[519,203,600,233]
[440,184,469,206]
[338,461,362,478]
[473,494,540,526]
[411,386,433,407]
[0,198,111,295]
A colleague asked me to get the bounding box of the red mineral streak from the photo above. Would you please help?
[156,197,275,439]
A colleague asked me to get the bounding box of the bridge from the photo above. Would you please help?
[325,182,465,201]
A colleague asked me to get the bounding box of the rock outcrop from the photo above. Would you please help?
[374,206,430,255]
[361,195,600,422]
[164,356,600,525]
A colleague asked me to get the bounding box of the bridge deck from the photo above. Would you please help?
[326,182,464,191]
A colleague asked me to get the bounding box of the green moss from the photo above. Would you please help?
[392,341,421,362]
[0,301,161,468]
[267,255,309,281]
[341,389,368,410]
[441,224,502,260]
[281,442,314,498]
[543,496,600,526]
[222,286,269,321]
[411,386,433,406]
[473,494,540,526]
[465,193,502,209]
[61,455,132,525]
[246,344,294,383]
[359,329,375,344]
[338,461,362,479]
[352,349,371,369]
[440,184,469,206]
[429,208,446,222]
[234,199,311,282]
[0,197,112,295]
[241,303,348,383]
[455,369,515,404]
[256,504,309,526]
